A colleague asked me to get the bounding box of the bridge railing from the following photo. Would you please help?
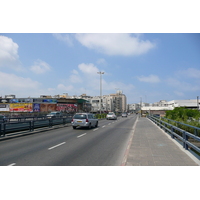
[0,117,72,137]
[148,115,200,159]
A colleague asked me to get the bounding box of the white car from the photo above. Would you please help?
[46,111,63,119]
[106,112,117,120]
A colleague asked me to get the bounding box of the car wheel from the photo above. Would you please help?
[88,123,91,129]
[95,121,98,127]
[73,126,76,129]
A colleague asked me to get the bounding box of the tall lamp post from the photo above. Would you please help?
[97,71,104,114]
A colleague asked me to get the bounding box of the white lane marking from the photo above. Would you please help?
[77,133,87,138]
[48,142,66,150]
[102,125,105,128]
[108,123,111,125]
[8,163,16,166]
[93,128,99,131]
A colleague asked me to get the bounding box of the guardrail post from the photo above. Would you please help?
[3,123,6,137]
[29,121,31,132]
[171,126,175,139]
[182,131,189,150]
[194,128,197,136]
[185,134,189,150]
[49,119,53,127]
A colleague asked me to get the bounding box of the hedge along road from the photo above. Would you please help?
[0,114,137,166]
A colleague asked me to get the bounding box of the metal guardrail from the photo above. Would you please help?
[148,115,200,159]
[0,117,72,137]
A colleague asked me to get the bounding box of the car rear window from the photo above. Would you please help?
[108,112,114,115]
[73,114,87,119]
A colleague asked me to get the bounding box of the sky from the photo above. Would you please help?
[0,33,200,104]
[1,1,200,105]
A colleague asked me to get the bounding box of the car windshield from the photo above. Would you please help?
[108,112,114,115]
[73,114,87,119]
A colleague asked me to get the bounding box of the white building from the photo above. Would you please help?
[79,92,127,113]
[127,99,200,116]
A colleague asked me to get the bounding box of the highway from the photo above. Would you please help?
[0,114,137,166]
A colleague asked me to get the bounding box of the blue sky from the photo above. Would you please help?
[0,33,200,104]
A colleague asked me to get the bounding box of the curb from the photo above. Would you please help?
[121,116,138,166]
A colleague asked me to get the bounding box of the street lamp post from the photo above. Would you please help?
[97,71,104,114]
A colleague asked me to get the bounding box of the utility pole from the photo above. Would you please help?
[97,71,104,114]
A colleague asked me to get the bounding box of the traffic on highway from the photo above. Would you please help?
[0,114,137,166]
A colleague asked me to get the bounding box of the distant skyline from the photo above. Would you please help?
[0,33,200,104]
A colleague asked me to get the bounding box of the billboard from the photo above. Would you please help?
[0,104,10,112]
[40,103,57,112]
[56,104,77,113]
[9,103,33,112]
[33,103,40,112]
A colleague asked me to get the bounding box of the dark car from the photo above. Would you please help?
[0,115,8,123]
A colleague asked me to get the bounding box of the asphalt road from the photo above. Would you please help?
[0,114,137,166]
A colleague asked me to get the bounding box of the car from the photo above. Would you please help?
[121,112,127,117]
[106,112,117,120]
[46,111,63,119]
[71,113,98,129]
[0,115,8,123]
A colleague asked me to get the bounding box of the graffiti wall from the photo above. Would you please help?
[56,104,77,113]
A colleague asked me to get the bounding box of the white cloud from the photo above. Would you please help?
[178,67,200,79]
[174,91,185,97]
[75,33,155,56]
[53,33,73,46]
[96,58,107,65]
[57,84,74,91]
[0,71,40,97]
[78,63,99,75]
[0,35,22,70]
[59,62,135,97]
[137,74,160,83]
[30,59,51,74]
[166,77,200,91]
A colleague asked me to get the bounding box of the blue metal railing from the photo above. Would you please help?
[148,115,200,159]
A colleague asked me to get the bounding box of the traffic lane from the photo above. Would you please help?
[3,117,133,166]
[0,124,87,166]
[0,119,104,166]
[45,115,137,166]
[0,115,136,166]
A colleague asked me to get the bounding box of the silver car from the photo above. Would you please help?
[46,111,63,119]
[121,112,127,117]
[71,113,98,129]
[106,112,117,120]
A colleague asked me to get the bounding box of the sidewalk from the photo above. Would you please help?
[125,117,199,166]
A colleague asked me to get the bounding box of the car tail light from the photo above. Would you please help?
[86,118,89,122]
[71,119,74,122]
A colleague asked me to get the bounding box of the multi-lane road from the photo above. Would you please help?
[0,114,137,166]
